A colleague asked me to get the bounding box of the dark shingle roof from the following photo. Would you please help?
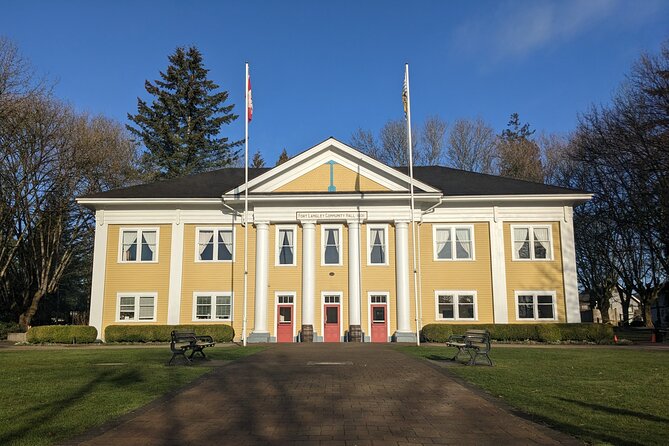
[80,166,586,200]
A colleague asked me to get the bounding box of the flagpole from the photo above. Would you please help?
[242,62,249,347]
[405,63,421,347]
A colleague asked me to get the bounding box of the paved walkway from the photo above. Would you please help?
[70,344,580,446]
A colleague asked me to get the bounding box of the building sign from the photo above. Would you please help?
[296,211,368,221]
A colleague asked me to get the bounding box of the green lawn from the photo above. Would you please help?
[0,345,265,446]
[399,345,669,446]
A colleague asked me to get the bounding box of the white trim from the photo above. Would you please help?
[253,221,270,333]
[275,224,298,266]
[194,226,235,263]
[559,215,581,322]
[366,224,389,266]
[320,291,344,341]
[434,290,478,321]
[432,225,475,261]
[489,220,509,323]
[89,214,107,339]
[367,291,390,342]
[228,137,440,195]
[510,224,554,261]
[514,291,558,321]
[115,292,158,323]
[117,227,160,263]
[274,291,297,341]
[321,224,343,266]
[167,220,184,325]
[191,291,234,322]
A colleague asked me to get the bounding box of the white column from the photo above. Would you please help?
[489,217,509,323]
[302,221,316,329]
[248,221,270,342]
[394,220,412,337]
[560,208,581,323]
[167,211,184,325]
[89,210,107,341]
[348,220,361,327]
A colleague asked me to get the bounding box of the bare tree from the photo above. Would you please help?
[446,117,496,173]
[351,120,420,166]
[497,113,543,182]
[420,115,446,166]
[350,128,383,161]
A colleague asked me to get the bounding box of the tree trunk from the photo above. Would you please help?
[642,303,654,328]
[18,288,45,329]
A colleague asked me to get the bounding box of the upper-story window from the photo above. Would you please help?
[433,226,474,260]
[120,228,158,262]
[368,225,388,265]
[197,228,233,262]
[512,225,552,260]
[276,226,296,266]
[322,225,342,265]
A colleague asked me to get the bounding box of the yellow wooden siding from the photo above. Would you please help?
[315,223,349,339]
[275,164,390,193]
[267,225,302,340]
[360,224,397,337]
[180,224,255,340]
[504,222,566,322]
[102,225,172,333]
[418,223,494,325]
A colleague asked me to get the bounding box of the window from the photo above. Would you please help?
[516,292,556,320]
[368,225,388,265]
[433,226,474,260]
[276,226,296,266]
[435,291,477,320]
[120,229,157,262]
[193,293,233,321]
[370,294,387,304]
[197,228,233,262]
[278,294,294,304]
[512,225,552,260]
[324,294,340,304]
[117,294,156,321]
[322,226,342,265]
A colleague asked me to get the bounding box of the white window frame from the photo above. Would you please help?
[192,292,234,321]
[515,291,557,321]
[434,290,478,321]
[432,225,475,261]
[116,292,157,322]
[321,291,344,340]
[510,224,554,261]
[367,224,389,266]
[118,227,160,263]
[275,225,298,266]
[321,224,343,266]
[274,291,297,341]
[367,291,391,342]
[194,227,235,263]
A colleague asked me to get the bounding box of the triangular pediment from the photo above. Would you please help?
[227,138,439,195]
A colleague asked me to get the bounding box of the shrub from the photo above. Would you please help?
[421,323,613,343]
[105,324,235,343]
[536,324,561,343]
[26,325,98,344]
[0,321,23,340]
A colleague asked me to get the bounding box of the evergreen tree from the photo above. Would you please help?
[496,113,543,182]
[276,148,289,166]
[251,150,265,168]
[127,46,241,180]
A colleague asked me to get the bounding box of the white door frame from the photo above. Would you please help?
[274,291,297,342]
[367,291,390,342]
[321,291,344,341]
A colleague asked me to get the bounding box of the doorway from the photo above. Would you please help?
[323,293,341,342]
[370,293,388,343]
[276,294,294,343]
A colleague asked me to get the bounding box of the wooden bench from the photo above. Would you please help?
[446,329,493,366]
[168,330,215,365]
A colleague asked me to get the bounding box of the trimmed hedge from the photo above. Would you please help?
[26,325,98,344]
[105,324,235,343]
[421,323,614,344]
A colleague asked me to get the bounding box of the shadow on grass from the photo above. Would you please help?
[0,368,143,445]
[556,396,669,424]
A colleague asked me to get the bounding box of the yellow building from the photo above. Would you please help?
[78,138,591,342]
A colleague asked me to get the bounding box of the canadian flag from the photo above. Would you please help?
[247,73,253,122]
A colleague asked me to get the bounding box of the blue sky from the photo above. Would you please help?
[2,0,667,164]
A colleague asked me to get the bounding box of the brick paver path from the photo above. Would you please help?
[72,344,580,445]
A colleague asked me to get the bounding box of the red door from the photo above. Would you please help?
[324,305,340,342]
[371,305,387,343]
[277,305,293,343]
